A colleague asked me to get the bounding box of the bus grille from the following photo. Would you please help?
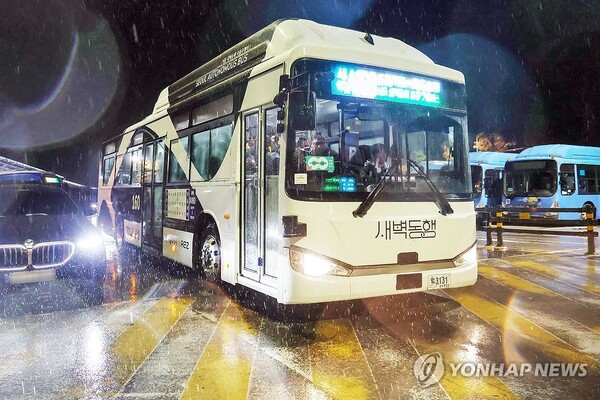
[0,246,28,270]
[32,242,75,268]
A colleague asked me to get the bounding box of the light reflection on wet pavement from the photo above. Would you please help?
[0,232,598,399]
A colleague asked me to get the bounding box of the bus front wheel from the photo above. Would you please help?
[198,225,221,283]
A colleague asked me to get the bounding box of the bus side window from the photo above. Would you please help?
[131,148,143,185]
[265,108,280,176]
[245,114,259,174]
[102,156,115,186]
[191,129,210,180]
[191,124,233,181]
[116,154,131,185]
[155,142,165,183]
[143,144,155,184]
[578,164,599,194]
[208,124,232,179]
[560,164,575,195]
[168,137,189,183]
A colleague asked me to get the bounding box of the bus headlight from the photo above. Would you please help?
[452,244,477,268]
[289,248,352,277]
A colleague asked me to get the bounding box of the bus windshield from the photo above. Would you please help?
[504,160,558,197]
[285,98,471,202]
[471,165,483,195]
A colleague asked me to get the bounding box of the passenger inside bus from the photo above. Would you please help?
[245,135,257,172]
[293,136,311,170]
[310,134,338,157]
[265,133,280,175]
[371,143,389,178]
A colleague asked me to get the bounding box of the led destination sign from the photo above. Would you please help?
[331,65,442,107]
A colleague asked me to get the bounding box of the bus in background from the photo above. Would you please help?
[62,180,98,217]
[503,144,600,220]
[470,151,517,209]
[98,19,477,305]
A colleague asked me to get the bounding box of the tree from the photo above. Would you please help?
[472,132,515,152]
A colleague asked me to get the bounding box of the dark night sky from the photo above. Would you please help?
[1,0,600,185]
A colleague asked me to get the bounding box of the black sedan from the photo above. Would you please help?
[0,184,106,304]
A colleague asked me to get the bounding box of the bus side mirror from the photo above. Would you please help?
[276,109,286,134]
[273,74,290,107]
[289,91,316,131]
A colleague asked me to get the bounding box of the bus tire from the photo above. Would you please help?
[198,224,221,283]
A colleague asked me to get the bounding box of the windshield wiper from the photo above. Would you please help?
[352,160,400,218]
[407,159,453,216]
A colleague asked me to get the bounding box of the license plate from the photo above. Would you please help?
[427,273,451,289]
[8,269,57,284]
[519,212,531,220]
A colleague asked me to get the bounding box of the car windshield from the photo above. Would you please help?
[0,187,80,216]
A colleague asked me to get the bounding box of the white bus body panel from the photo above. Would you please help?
[162,227,194,268]
[124,219,142,247]
[279,201,477,304]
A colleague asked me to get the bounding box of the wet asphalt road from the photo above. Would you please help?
[0,232,599,399]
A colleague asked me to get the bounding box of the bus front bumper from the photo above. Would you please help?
[280,258,478,304]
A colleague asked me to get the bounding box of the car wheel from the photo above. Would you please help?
[197,225,221,283]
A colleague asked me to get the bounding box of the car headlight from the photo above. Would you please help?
[453,244,477,268]
[289,248,352,277]
[77,232,105,252]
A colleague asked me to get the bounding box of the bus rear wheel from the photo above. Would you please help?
[198,225,221,283]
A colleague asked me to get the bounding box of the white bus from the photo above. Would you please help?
[97,19,477,304]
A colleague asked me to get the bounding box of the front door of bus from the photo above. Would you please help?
[243,112,261,281]
[242,109,280,285]
[142,140,165,248]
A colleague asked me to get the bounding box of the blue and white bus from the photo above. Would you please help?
[503,144,600,220]
[470,151,516,210]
